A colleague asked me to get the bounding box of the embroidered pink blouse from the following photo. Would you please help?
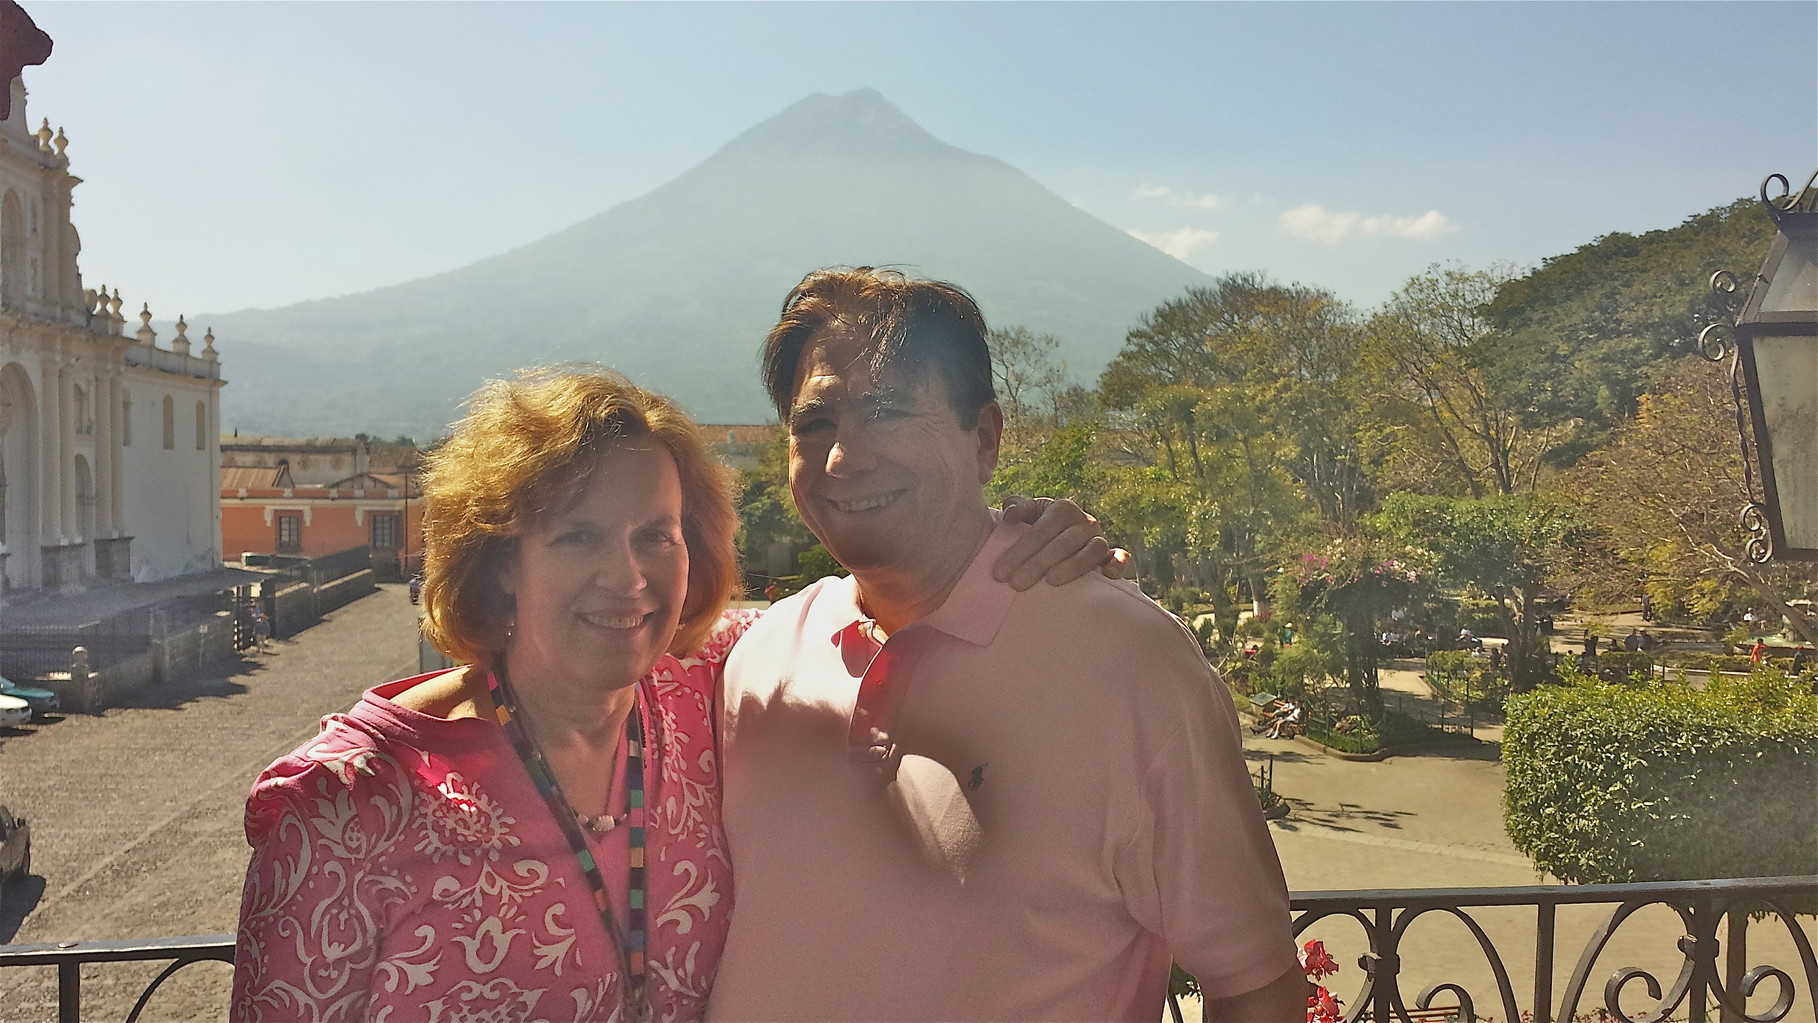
[232,611,757,1022]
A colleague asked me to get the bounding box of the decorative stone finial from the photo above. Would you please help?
[172,315,191,355]
[202,326,218,361]
[54,126,68,158]
[82,287,96,313]
[36,118,52,153]
[136,303,157,346]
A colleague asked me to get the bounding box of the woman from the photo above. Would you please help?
[232,367,1116,1022]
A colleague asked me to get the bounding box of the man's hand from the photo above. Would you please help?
[994,496,1132,590]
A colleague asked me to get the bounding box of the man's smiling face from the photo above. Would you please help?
[786,332,1000,587]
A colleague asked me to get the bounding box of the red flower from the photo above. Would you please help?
[1307,986,1344,1023]
[1299,939,1339,980]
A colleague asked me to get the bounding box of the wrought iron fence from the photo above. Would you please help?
[2,877,1810,1023]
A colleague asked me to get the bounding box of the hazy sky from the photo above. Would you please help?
[17,1,1818,322]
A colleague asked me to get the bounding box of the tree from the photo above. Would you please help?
[988,325,1069,442]
[1365,263,1572,498]
[1098,275,1381,633]
[1372,493,1590,690]
[735,430,813,585]
[1552,360,1818,646]
[1487,196,1779,452]
[1276,532,1431,711]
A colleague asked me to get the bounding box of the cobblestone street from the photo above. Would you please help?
[0,583,420,1022]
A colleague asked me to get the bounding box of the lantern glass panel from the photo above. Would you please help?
[1751,333,1818,552]
[1761,230,1818,314]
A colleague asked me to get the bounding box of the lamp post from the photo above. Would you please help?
[1700,170,1818,562]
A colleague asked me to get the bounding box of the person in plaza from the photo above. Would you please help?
[230,367,1116,1022]
[1266,699,1304,740]
[407,573,423,604]
[249,604,271,654]
[708,268,1304,1022]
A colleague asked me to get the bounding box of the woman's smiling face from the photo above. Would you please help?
[498,442,689,692]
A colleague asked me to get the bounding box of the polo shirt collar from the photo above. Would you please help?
[821,514,1024,650]
[919,519,1020,647]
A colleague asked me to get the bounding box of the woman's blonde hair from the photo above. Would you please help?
[418,366,740,667]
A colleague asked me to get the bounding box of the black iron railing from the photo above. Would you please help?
[2,877,1813,1023]
[0,935,233,1023]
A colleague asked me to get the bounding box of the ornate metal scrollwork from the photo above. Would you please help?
[1761,169,1818,223]
[1701,259,1774,562]
[1696,270,1742,362]
[1741,503,1776,564]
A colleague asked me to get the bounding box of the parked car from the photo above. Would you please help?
[0,805,30,899]
[0,695,30,729]
[0,676,58,720]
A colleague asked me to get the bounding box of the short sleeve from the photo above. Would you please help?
[1113,665,1298,1000]
[232,744,417,1022]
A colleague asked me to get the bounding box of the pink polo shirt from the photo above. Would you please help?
[710,522,1295,1022]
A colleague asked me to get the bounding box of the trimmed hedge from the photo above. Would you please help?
[1504,667,1818,884]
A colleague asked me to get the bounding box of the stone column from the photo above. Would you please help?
[38,349,60,545]
[93,362,114,537]
[108,372,124,534]
[57,356,75,541]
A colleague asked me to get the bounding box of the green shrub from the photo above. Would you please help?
[1504,666,1818,885]
[1658,650,1755,674]
[1426,650,1506,705]
[1591,650,1656,684]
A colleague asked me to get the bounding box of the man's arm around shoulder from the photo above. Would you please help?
[1204,961,1311,1023]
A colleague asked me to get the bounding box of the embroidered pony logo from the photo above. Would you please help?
[968,764,989,791]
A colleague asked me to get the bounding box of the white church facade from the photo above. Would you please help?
[0,76,223,602]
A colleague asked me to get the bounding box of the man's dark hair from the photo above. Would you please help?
[761,267,996,426]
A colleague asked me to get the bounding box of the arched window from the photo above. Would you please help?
[162,395,174,450]
[195,400,206,451]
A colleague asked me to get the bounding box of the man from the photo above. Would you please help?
[710,268,1303,1021]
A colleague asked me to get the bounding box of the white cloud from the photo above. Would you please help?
[1133,183,1225,210]
[1128,227,1219,261]
[1279,204,1458,244]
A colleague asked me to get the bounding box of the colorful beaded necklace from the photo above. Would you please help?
[488,664,648,1017]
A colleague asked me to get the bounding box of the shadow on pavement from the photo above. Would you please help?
[0,873,46,943]
[1243,747,1316,764]
[1390,740,1503,764]
[108,670,251,712]
[1275,800,1415,834]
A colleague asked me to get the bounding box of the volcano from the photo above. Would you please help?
[207,89,1212,438]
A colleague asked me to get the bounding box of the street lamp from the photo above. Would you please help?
[1701,170,1818,562]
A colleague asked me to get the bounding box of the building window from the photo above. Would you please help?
[195,400,206,451]
[121,396,132,446]
[162,395,174,450]
[371,512,401,550]
[276,513,302,555]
